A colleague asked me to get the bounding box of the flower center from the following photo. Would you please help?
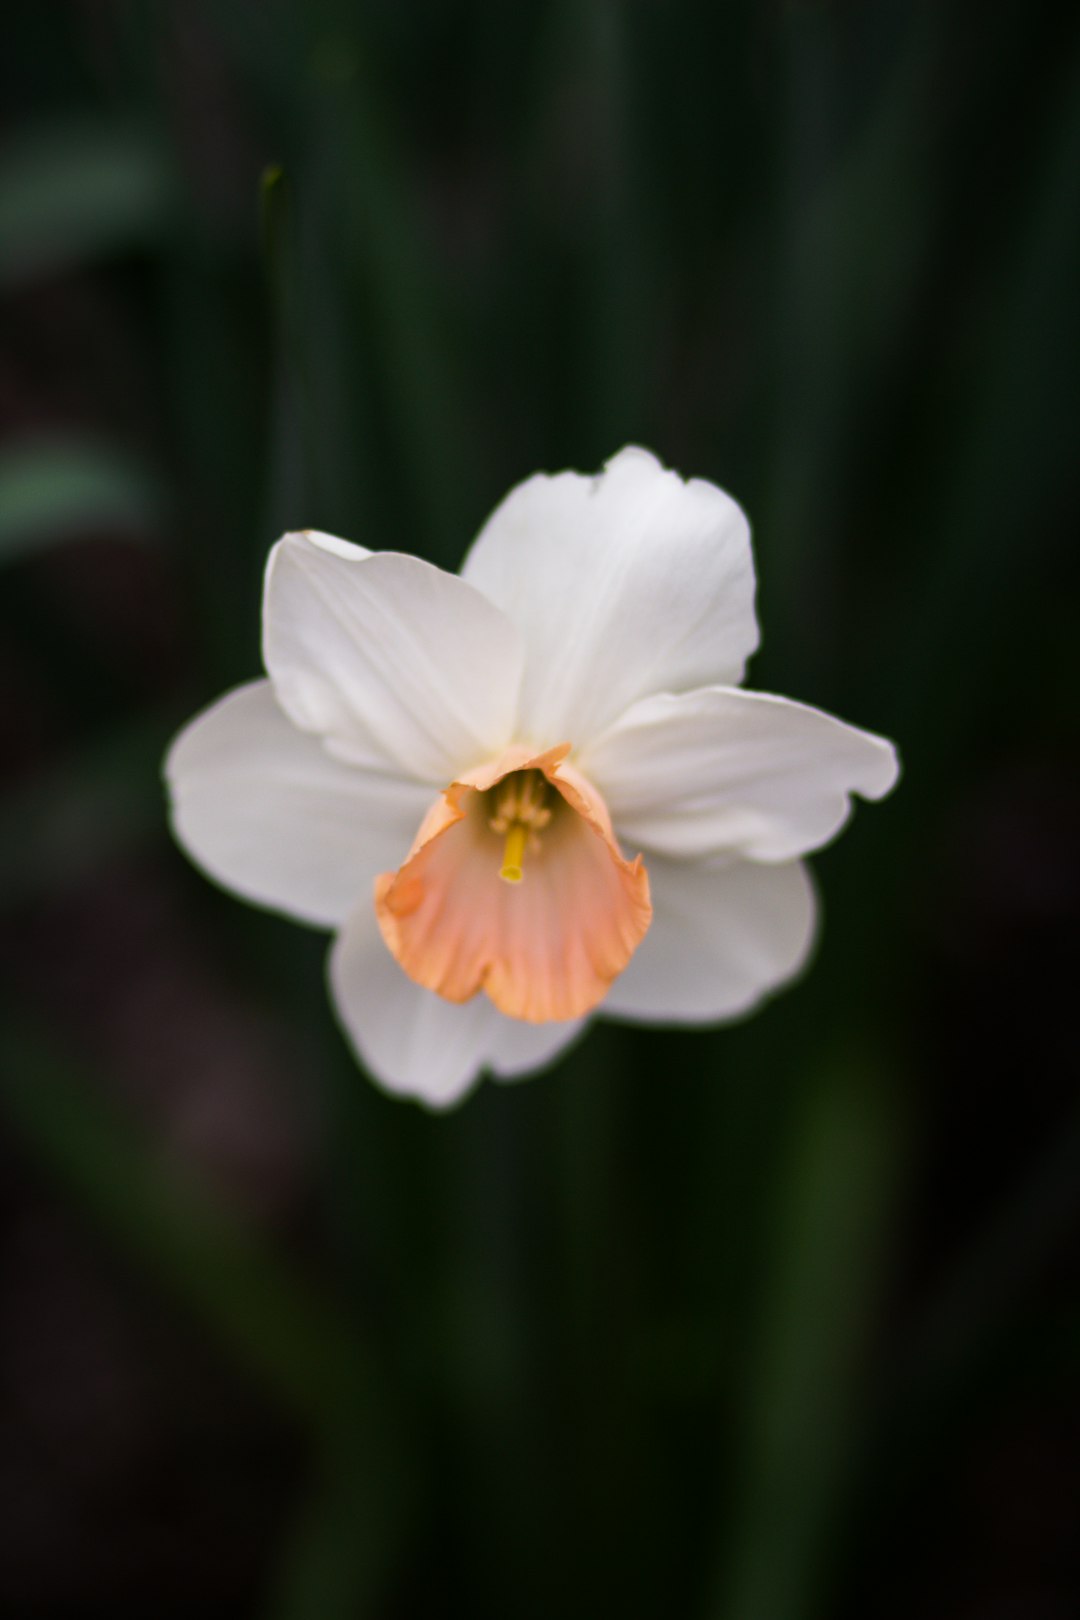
[487,770,553,883]
[373,744,652,1023]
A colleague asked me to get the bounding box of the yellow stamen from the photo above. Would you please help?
[500,822,528,884]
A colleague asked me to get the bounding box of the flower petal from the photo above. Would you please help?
[582,687,899,862]
[264,530,525,783]
[329,899,585,1108]
[373,748,652,1023]
[601,855,816,1023]
[165,680,430,927]
[460,447,758,747]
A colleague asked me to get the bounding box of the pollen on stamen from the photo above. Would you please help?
[490,769,552,884]
[500,823,528,884]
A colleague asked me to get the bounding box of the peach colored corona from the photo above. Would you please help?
[166,448,899,1108]
[374,744,652,1024]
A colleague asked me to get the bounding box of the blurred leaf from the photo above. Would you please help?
[0,1017,419,1614]
[0,442,163,562]
[308,35,476,561]
[260,162,288,272]
[0,719,164,903]
[829,1098,1080,1598]
[893,28,1080,743]
[762,6,939,679]
[0,1018,380,1428]
[259,162,333,526]
[709,1046,906,1620]
[0,120,173,284]
[268,1443,414,1620]
[873,1096,1080,1480]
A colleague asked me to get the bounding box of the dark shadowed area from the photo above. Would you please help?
[1,2,1078,1616]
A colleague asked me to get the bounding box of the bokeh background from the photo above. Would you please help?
[2,2,1078,1616]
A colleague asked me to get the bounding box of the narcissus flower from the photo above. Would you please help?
[166,448,899,1108]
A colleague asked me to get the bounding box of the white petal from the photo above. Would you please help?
[165,681,430,928]
[329,900,585,1107]
[460,447,758,747]
[601,855,817,1023]
[264,531,524,784]
[583,687,899,862]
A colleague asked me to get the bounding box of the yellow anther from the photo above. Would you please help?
[491,770,553,883]
[500,822,529,884]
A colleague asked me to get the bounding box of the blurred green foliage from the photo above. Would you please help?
[0,441,162,561]
[0,1,1077,1616]
[0,118,174,285]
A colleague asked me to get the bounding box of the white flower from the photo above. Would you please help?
[165,447,899,1109]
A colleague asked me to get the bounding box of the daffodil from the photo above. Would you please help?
[166,448,899,1107]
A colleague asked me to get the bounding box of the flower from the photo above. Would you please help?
[165,447,899,1108]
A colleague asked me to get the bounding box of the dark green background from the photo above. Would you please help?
[1,2,1077,1615]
